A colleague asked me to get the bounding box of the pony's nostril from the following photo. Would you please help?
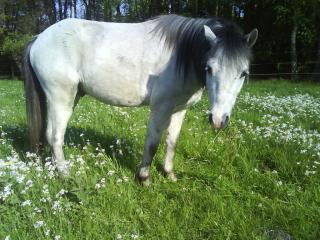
[221,115,230,128]
[208,113,213,124]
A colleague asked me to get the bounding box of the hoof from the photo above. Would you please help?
[167,172,177,182]
[57,165,70,178]
[140,177,151,187]
[137,166,151,186]
[137,173,151,186]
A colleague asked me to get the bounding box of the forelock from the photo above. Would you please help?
[152,15,252,83]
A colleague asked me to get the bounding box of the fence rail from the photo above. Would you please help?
[250,73,320,76]
[249,61,320,80]
[0,59,320,80]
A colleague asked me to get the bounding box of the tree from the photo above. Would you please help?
[0,0,54,78]
[0,0,319,80]
[1,33,32,77]
[58,0,63,20]
[74,0,77,18]
[275,0,317,80]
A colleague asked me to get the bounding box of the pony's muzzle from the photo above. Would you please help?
[208,113,229,129]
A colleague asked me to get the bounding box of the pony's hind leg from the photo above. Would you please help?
[164,109,186,182]
[46,88,78,176]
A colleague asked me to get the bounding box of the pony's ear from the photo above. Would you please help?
[204,25,216,44]
[245,29,258,48]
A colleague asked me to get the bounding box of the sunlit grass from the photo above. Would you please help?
[0,79,320,239]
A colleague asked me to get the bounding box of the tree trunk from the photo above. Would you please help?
[84,0,92,20]
[12,0,18,32]
[0,1,3,27]
[92,0,96,20]
[133,0,138,19]
[194,0,198,16]
[231,1,235,20]
[58,0,63,20]
[10,60,15,79]
[51,0,57,23]
[152,0,160,16]
[69,0,72,17]
[63,0,68,19]
[313,38,320,81]
[168,0,174,14]
[73,0,77,18]
[103,0,112,21]
[179,0,184,14]
[115,2,121,20]
[215,0,219,16]
[290,22,298,80]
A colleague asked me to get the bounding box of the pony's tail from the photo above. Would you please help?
[23,36,47,153]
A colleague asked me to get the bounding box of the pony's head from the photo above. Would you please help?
[203,24,258,129]
[153,15,258,129]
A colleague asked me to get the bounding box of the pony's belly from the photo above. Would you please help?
[82,80,150,107]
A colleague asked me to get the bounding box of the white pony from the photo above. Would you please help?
[24,15,257,185]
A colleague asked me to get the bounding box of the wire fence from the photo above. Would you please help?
[249,61,320,80]
[0,57,319,81]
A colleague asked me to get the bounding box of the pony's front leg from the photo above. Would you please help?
[164,109,186,182]
[138,107,172,186]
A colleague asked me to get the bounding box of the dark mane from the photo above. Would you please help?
[152,15,251,84]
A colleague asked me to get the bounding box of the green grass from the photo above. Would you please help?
[1,79,320,240]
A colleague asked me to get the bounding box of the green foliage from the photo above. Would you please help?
[0,33,32,72]
[1,33,32,57]
[0,0,319,78]
[274,0,316,44]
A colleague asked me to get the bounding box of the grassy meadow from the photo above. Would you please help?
[0,79,320,240]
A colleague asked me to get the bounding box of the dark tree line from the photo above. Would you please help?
[0,0,319,80]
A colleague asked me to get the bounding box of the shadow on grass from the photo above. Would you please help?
[1,124,29,159]
[65,126,139,172]
[1,124,140,174]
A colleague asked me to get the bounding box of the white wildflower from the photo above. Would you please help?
[21,200,32,207]
[116,178,123,183]
[131,233,139,239]
[42,184,49,195]
[16,175,25,183]
[305,170,316,176]
[56,189,67,198]
[0,184,13,200]
[52,201,62,214]
[33,220,45,228]
[123,176,129,182]
[25,179,33,188]
[45,229,50,236]
[33,207,42,214]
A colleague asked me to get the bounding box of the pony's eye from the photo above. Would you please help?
[205,66,212,75]
[240,71,249,78]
